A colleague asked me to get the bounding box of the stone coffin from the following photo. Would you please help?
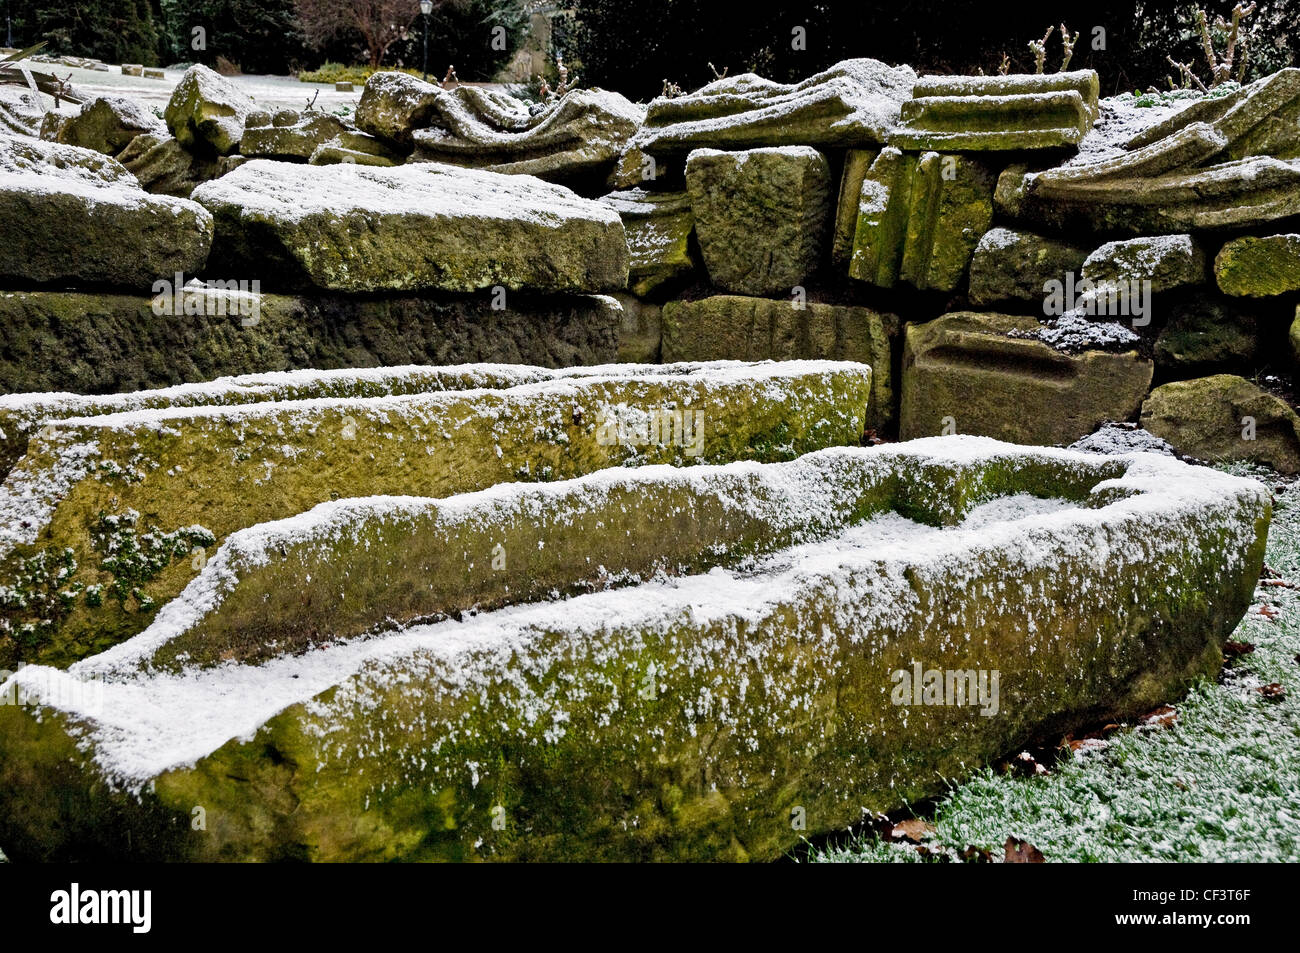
[0,361,871,667]
[0,437,1269,861]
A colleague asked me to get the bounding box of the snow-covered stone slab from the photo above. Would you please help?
[241,109,351,162]
[1018,153,1300,234]
[890,70,1099,152]
[191,160,630,294]
[0,138,213,289]
[164,64,255,157]
[0,362,616,475]
[628,59,915,159]
[44,96,166,156]
[1013,81,1300,235]
[411,87,645,182]
[0,360,871,667]
[0,438,1269,861]
[900,312,1153,445]
[0,86,43,138]
[1123,68,1300,160]
[968,227,1089,307]
[1081,234,1208,293]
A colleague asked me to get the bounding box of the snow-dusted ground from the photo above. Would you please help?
[4,57,361,114]
[815,461,1300,863]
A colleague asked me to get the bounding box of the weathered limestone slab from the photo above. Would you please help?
[241,109,352,162]
[1124,68,1300,160]
[0,86,43,138]
[848,148,995,292]
[0,289,626,396]
[890,70,1099,152]
[0,138,212,289]
[1214,234,1300,297]
[629,58,915,159]
[0,360,630,476]
[45,96,165,155]
[355,72,443,149]
[164,65,255,156]
[1081,234,1207,293]
[0,438,1267,861]
[192,160,629,294]
[662,295,897,429]
[1019,154,1300,234]
[1141,374,1300,473]
[1017,75,1300,238]
[1154,298,1258,371]
[900,311,1154,444]
[832,148,877,266]
[596,189,696,297]
[0,360,870,667]
[612,293,662,363]
[308,129,404,167]
[411,87,645,181]
[968,227,1089,307]
[115,132,220,197]
[686,146,831,296]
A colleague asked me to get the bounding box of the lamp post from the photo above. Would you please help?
[6,0,13,50]
[420,0,432,82]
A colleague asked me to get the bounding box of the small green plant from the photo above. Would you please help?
[90,510,215,611]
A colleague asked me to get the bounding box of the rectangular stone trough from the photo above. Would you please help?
[0,437,1269,862]
[0,360,870,668]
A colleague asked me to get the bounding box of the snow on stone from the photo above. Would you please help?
[192,157,623,228]
[3,436,1268,788]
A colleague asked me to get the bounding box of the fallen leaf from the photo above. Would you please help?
[1004,837,1045,863]
[1140,705,1178,728]
[1223,640,1256,658]
[1256,682,1287,701]
[1067,736,1110,755]
[1256,604,1281,622]
[888,818,935,843]
[960,845,993,863]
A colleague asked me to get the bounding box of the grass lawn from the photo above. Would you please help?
[812,463,1300,863]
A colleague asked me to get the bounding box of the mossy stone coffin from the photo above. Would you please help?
[0,438,1269,861]
[0,361,870,668]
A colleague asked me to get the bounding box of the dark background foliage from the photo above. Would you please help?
[4,0,1298,90]
[561,0,1300,100]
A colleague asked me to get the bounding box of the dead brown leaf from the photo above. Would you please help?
[1003,837,1045,863]
[888,818,935,843]
[1140,704,1178,728]
[1257,682,1287,701]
